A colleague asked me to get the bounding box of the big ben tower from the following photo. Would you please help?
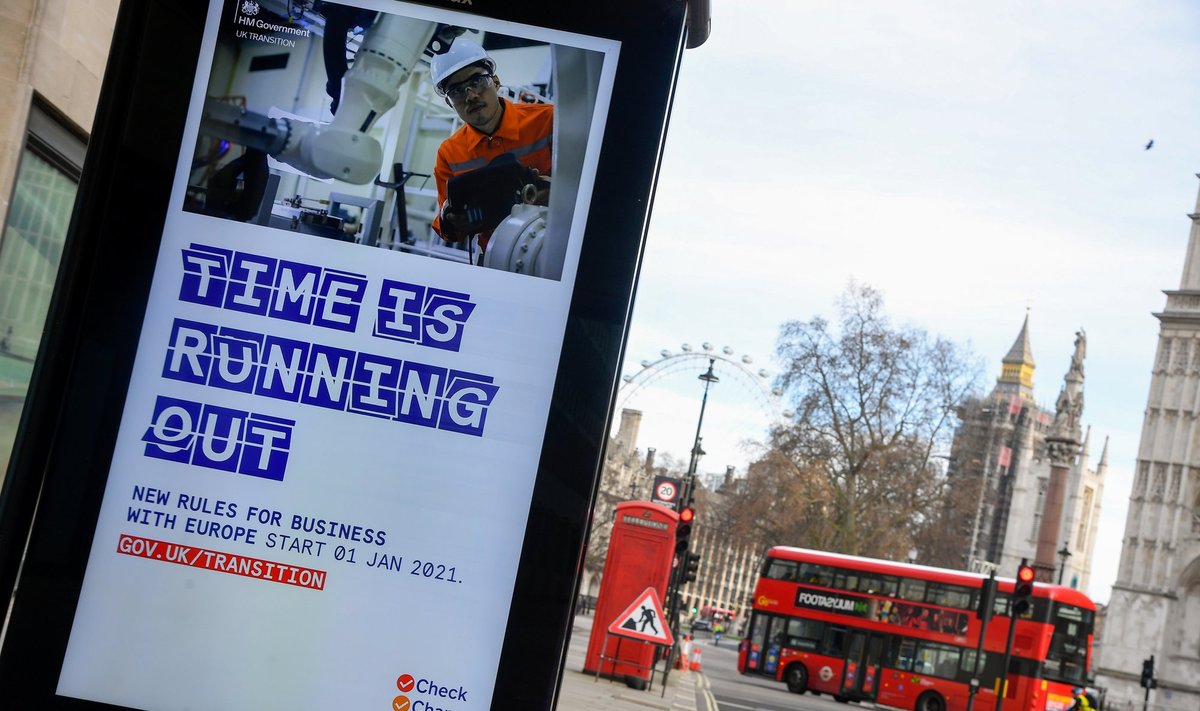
[1096,181,1200,710]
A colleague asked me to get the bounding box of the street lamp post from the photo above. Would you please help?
[1057,544,1072,585]
[681,359,719,509]
[664,358,719,687]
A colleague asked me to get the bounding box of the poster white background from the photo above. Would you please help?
[57,1,619,708]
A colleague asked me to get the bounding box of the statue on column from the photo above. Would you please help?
[1069,329,1086,378]
[1051,330,1086,444]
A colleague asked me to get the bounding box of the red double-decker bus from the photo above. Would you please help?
[738,547,1095,711]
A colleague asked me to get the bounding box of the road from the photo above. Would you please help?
[697,639,869,711]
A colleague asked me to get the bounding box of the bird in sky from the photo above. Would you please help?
[1145,139,1155,150]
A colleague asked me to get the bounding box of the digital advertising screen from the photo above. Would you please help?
[57,1,614,709]
[0,0,688,708]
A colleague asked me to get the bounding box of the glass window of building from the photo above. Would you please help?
[0,100,86,481]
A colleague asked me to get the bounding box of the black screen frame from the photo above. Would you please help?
[0,0,687,707]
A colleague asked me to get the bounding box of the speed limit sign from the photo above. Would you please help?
[652,475,682,509]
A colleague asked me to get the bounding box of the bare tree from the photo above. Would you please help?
[712,446,836,550]
[911,456,985,568]
[724,283,981,560]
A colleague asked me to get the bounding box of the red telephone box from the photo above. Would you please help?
[584,501,678,680]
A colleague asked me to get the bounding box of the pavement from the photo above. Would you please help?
[557,613,710,711]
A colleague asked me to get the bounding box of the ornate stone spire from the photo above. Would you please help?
[996,310,1036,399]
[1176,181,1200,290]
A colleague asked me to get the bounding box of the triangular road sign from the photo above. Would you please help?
[607,587,674,646]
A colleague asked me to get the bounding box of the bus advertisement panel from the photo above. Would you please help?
[738,547,1096,711]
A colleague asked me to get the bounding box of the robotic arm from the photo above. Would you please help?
[201,13,434,184]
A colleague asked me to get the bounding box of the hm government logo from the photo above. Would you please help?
[226,0,311,48]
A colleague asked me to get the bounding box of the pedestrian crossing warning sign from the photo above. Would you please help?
[607,587,674,646]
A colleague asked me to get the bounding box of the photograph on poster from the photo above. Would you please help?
[186,0,603,281]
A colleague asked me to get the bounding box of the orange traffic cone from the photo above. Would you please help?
[690,646,702,672]
[676,637,692,672]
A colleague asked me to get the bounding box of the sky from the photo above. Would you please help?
[612,0,1200,605]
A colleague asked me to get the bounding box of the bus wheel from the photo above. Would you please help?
[917,691,946,711]
[784,664,808,694]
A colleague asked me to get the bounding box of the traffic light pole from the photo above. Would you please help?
[995,560,1034,711]
[1142,655,1155,711]
[993,602,1019,711]
[664,360,718,665]
[966,573,996,711]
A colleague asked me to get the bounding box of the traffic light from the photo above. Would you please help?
[1012,562,1035,616]
[675,507,695,554]
[1141,656,1155,689]
[976,576,997,622]
[683,552,701,583]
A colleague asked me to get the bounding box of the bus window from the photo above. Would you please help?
[902,643,960,682]
[800,563,834,587]
[1044,603,1092,685]
[960,649,986,673]
[857,574,881,594]
[890,638,917,671]
[912,646,936,675]
[927,583,973,610]
[823,626,848,657]
[879,576,900,597]
[899,578,926,602]
[766,559,799,581]
[744,613,773,673]
[961,648,1002,688]
[914,642,961,679]
[785,617,825,650]
[749,613,770,641]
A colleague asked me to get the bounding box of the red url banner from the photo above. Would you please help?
[116,533,326,590]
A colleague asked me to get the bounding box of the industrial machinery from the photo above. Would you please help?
[188,2,577,278]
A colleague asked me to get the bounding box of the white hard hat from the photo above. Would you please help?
[430,39,495,93]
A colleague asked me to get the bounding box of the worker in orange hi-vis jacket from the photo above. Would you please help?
[429,39,553,259]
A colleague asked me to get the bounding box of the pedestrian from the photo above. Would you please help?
[1069,687,1094,711]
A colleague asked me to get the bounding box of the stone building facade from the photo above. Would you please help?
[678,523,760,631]
[1096,181,1200,711]
[0,0,120,482]
[948,317,1106,590]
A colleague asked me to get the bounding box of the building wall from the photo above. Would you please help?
[953,365,1105,588]
[681,524,759,633]
[0,0,119,230]
[0,1,119,482]
[1095,190,1200,711]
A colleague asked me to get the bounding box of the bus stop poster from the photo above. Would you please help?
[56,1,618,709]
